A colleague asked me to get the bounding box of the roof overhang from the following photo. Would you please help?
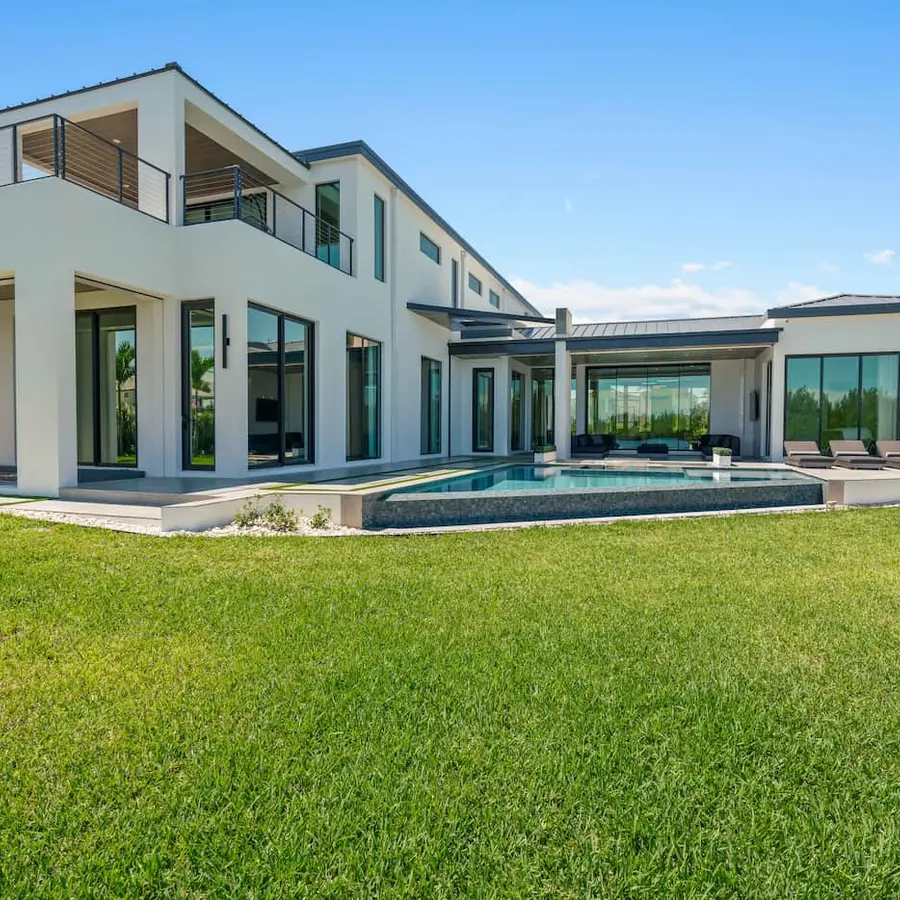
[450,327,780,358]
[767,302,900,318]
[407,302,553,330]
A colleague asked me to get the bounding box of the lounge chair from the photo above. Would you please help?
[875,440,900,469]
[828,440,885,469]
[783,441,834,468]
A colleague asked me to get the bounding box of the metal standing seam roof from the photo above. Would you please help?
[767,294,900,317]
[520,314,769,341]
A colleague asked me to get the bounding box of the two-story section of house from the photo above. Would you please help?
[0,63,545,496]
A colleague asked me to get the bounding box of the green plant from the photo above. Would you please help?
[260,495,299,533]
[712,446,733,457]
[532,442,556,453]
[234,495,263,528]
[309,506,332,530]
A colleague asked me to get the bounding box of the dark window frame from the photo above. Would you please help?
[374,193,386,283]
[420,232,441,264]
[75,305,139,468]
[450,258,459,307]
[247,302,315,469]
[420,357,442,455]
[783,351,900,450]
[489,289,500,309]
[181,299,216,471]
[472,367,495,453]
[346,333,383,461]
[468,272,483,295]
[510,369,524,451]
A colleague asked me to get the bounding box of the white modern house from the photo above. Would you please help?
[1,63,899,497]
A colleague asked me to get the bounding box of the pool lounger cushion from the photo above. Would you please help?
[876,441,900,468]
[829,440,886,469]
[783,441,835,468]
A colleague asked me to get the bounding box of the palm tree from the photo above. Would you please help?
[115,341,136,460]
[190,348,214,406]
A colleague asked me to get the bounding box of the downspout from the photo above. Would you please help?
[389,186,399,460]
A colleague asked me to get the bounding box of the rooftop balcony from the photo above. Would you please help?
[182,166,354,275]
[0,114,170,222]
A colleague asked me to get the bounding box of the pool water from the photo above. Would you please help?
[397,465,813,494]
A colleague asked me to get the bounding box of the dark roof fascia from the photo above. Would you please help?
[407,301,552,328]
[449,327,780,358]
[298,141,541,317]
[449,339,556,357]
[0,62,310,172]
[567,328,781,352]
[767,302,900,319]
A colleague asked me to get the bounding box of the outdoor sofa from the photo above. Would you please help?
[571,434,612,457]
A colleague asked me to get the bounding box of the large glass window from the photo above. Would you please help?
[315,182,341,269]
[785,354,900,451]
[421,358,442,455]
[75,307,138,466]
[374,194,385,283]
[247,305,313,468]
[347,334,381,460]
[585,365,710,450]
[420,233,441,264]
[473,368,494,452]
[510,371,524,452]
[182,301,215,470]
[532,368,555,447]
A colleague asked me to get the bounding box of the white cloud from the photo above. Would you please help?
[563,197,575,214]
[819,261,839,274]
[511,277,823,323]
[865,249,895,265]
[681,260,732,274]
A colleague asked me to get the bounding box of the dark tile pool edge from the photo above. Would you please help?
[362,483,825,529]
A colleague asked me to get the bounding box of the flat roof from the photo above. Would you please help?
[767,294,900,318]
[297,141,542,318]
[407,302,552,329]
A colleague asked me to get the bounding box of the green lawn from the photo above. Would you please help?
[2,510,900,896]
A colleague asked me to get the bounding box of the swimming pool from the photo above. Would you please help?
[362,464,825,529]
[398,465,812,494]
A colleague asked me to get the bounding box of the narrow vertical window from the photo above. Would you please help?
[374,194,386,282]
[182,301,215,469]
[510,370,523,451]
[489,290,500,309]
[451,259,459,307]
[421,358,442,454]
[347,334,382,460]
[472,368,495,452]
[315,182,341,268]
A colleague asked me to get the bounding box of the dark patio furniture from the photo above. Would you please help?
[636,442,669,456]
[697,434,741,459]
[571,433,611,458]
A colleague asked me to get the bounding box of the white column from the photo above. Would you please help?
[554,307,573,460]
[575,363,587,435]
[137,71,185,223]
[15,265,77,495]
[554,341,572,459]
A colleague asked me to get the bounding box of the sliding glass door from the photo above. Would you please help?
[182,301,215,469]
[247,304,314,468]
[75,307,137,466]
[531,368,554,447]
[421,357,442,455]
[510,371,524,451]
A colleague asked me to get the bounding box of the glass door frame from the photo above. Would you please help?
[75,305,138,468]
[181,300,216,471]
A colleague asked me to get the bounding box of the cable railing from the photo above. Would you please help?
[0,114,170,222]
[182,165,354,275]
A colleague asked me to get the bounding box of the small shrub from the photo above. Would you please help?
[309,506,332,530]
[234,495,263,528]
[260,495,299,533]
[712,447,733,457]
[532,443,556,453]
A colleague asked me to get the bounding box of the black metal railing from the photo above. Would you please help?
[0,113,170,222]
[182,165,354,275]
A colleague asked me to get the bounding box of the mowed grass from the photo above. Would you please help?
[2,511,900,897]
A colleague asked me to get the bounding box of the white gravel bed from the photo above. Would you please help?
[0,508,364,537]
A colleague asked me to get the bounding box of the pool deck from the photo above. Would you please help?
[0,457,898,532]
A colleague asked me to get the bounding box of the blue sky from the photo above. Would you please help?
[2,0,898,321]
